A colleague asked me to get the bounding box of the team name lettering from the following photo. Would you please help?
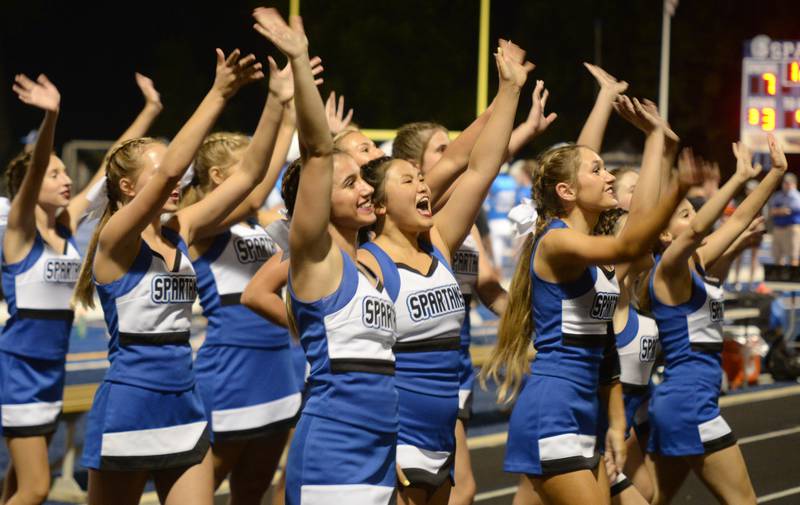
[453,250,479,276]
[362,297,397,332]
[43,259,81,283]
[639,335,657,362]
[234,236,276,264]
[709,300,724,322]
[590,292,619,320]
[407,283,465,322]
[151,275,197,304]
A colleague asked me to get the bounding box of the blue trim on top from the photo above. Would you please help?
[530,219,595,298]
[95,241,152,299]
[288,248,359,315]
[199,231,231,265]
[615,306,639,348]
[360,242,400,302]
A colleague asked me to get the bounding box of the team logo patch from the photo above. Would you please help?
[453,249,479,276]
[590,292,619,320]
[362,296,396,332]
[151,275,197,304]
[709,300,724,322]
[407,283,465,322]
[639,335,657,362]
[43,259,81,283]
[234,235,277,264]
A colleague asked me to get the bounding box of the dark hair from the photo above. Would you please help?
[593,208,629,236]
[359,156,394,207]
[280,158,303,217]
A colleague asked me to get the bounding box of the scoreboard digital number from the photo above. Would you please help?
[741,35,800,153]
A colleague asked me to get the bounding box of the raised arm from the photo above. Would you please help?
[507,83,557,157]
[177,56,309,242]
[241,253,290,328]
[545,144,698,269]
[697,136,787,267]
[658,147,754,281]
[614,96,669,214]
[4,74,60,263]
[433,41,532,256]
[253,8,334,260]
[426,100,494,208]
[704,216,766,280]
[577,63,628,152]
[66,73,164,230]
[100,49,262,255]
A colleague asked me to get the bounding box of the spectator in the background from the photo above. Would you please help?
[769,173,800,265]
[484,166,520,274]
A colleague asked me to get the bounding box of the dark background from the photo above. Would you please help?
[1,0,798,180]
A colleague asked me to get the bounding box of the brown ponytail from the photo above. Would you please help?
[5,151,34,198]
[73,137,162,308]
[480,144,584,402]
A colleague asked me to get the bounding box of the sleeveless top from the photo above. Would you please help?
[0,224,81,360]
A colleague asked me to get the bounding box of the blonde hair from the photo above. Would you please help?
[73,137,164,308]
[393,122,447,167]
[480,144,584,402]
[181,132,250,207]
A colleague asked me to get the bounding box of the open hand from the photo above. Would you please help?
[639,98,679,147]
[732,141,762,181]
[613,95,662,134]
[767,133,788,173]
[325,91,354,135]
[676,147,705,191]
[13,73,60,112]
[268,55,323,104]
[584,63,628,97]
[519,80,557,138]
[135,72,162,111]
[252,7,308,60]
[495,40,534,89]
[212,48,264,99]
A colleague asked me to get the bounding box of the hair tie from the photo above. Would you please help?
[508,198,538,238]
[83,176,109,221]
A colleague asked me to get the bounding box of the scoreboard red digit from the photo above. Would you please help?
[741,35,800,153]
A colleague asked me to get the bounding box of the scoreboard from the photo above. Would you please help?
[741,35,800,153]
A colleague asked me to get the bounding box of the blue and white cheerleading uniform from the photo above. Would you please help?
[647,259,735,456]
[0,225,80,436]
[82,229,209,471]
[453,234,479,421]
[616,306,659,438]
[505,220,619,476]
[286,250,397,505]
[361,241,465,488]
[193,221,301,441]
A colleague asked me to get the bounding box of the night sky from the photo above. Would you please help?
[1,0,798,178]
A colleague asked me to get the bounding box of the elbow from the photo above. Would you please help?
[240,287,257,311]
[303,138,335,159]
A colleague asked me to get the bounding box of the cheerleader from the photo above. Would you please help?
[641,138,786,505]
[251,8,398,504]
[185,54,320,504]
[481,110,692,504]
[391,82,554,504]
[0,72,161,505]
[358,40,533,505]
[72,48,263,505]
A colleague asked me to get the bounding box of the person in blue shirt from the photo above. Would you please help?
[768,173,800,266]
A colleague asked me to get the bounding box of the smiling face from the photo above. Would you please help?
[570,148,618,212]
[335,131,385,167]
[330,153,376,230]
[37,155,73,210]
[375,159,433,233]
[419,129,449,174]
